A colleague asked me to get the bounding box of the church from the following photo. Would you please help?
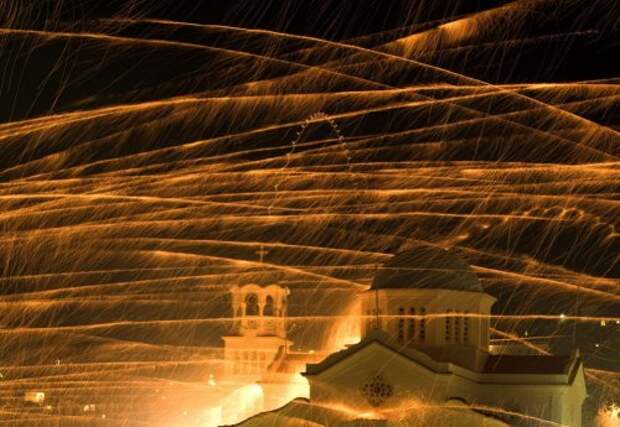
[218,243,587,427]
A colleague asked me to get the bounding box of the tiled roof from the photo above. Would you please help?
[482,354,575,375]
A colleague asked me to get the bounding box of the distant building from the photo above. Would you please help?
[227,243,587,427]
[24,391,45,404]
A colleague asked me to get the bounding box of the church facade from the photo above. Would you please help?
[223,244,587,427]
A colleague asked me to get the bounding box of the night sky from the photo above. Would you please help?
[0,1,618,426]
[2,0,619,122]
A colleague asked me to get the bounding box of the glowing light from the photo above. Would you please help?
[220,384,264,425]
[207,374,216,387]
[358,410,382,419]
[24,391,45,403]
[0,2,617,426]
[598,402,620,427]
[202,406,223,427]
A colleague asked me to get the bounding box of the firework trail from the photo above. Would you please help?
[0,0,618,425]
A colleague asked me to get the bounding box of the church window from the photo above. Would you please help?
[455,313,461,343]
[408,308,416,340]
[259,351,266,369]
[445,309,452,342]
[263,296,274,316]
[245,293,259,316]
[463,312,470,343]
[241,351,248,374]
[398,307,405,344]
[233,352,240,375]
[361,374,393,407]
[252,350,258,373]
[419,308,426,341]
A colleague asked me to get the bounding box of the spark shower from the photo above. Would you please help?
[0,0,618,426]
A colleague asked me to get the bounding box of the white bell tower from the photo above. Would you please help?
[223,283,290,378]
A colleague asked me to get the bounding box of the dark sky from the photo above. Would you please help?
[0,1,618,123]
[119,0,620,82]
[5,0,620,71]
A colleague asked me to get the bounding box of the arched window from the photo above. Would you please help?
[419,308,426,342]
[252,350,258,373]
[242,351,249,374]
[259,351,266,369]
[233,351,240,375]
[445,309,452,342]
[454,313,461,343]
[245,293,259,316]
[408,308,416,341]
[398,307,405,344]
[263,295,274,316]
[463,312,470,343]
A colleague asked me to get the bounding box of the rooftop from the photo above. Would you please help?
[370,243,483,292]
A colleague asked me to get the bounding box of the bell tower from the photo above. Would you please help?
[223,283,290,378]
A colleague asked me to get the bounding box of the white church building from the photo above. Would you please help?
[221,243,587,427]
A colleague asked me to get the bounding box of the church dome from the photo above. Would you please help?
[371,244,483,292]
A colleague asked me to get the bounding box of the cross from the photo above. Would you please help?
[255,245,269,264]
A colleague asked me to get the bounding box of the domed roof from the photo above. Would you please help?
[371,243,483,292]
